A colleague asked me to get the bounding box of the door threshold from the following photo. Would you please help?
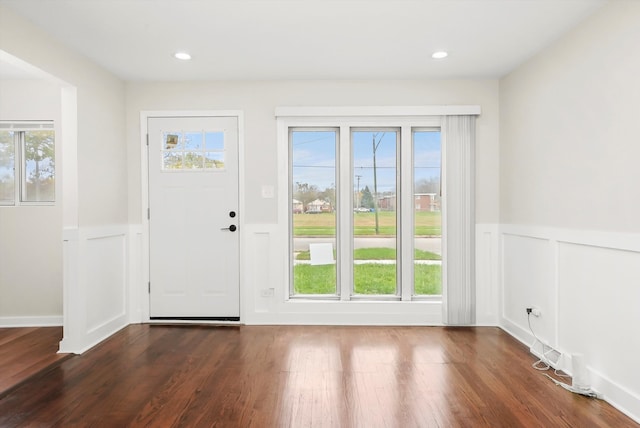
[151,316,240,322]
[148,317,241,326]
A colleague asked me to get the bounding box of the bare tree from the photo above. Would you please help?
[294,182,319,212]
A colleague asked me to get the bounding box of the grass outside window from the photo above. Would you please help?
[293,246,441,296]
[293,264,441,295]
[293,211,441,236]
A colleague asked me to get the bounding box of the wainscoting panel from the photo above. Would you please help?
[501,233,556,346]
[499,224,640,423]
[84,234,126,333]
[128,225,143,324]
[557,242,640,420]
[59,225,131,354]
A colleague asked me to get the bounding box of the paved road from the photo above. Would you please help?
[293,237,442,255]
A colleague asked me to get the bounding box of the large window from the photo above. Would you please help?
[0,122,55,205]
[289,120,442,301]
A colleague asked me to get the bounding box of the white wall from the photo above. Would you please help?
[126,79,500,325]
[0,80,63,325]
[126,80,500,225]
[0,6,130,352]
[500,2,640,231]
[499,1,640,421]
[0,5,128,227]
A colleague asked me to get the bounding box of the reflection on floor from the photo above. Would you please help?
[0,326,71,397]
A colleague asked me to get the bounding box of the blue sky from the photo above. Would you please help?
[164,131,224,150]
[292,130,441,194]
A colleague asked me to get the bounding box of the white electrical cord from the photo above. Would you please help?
[527,313,602,399]
[527,313,553,371]
[543,373,602,398]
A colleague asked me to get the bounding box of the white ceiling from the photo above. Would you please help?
[0,0,606,82]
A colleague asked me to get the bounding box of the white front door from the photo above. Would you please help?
[148,116,239,320]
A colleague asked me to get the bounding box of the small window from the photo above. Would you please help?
[161,131,225,171]
[0,122,55,205]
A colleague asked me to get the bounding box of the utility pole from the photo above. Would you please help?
[372,134,380,235]
[355,174,362,208]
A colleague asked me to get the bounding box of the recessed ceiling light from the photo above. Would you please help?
[432,51,448,60]
[174,52,192,61]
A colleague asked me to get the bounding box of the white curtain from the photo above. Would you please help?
[442,115,476,325]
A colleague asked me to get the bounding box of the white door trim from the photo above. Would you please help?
[139,110,245,323]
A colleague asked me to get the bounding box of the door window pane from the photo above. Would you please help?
[204,132,225,169]
[22,130,55,202]
[413,130,442,295]
[183,152,205,169]
[161,131,225,171]
[0,131,15,204]
[204,152,224,169]
[291,130,337,296]
[184,132,203,150]
[205,132,224,150]
[352,130,398,296]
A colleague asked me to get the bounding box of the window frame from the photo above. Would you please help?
[283,114,443,303]
[0,121,56,206]
[288,126,341,300]
[411,127,443,301]
[350,127,402,300]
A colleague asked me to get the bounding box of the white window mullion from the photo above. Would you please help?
[287,126,295,298]
[338,124,352,300]
[17,131,24,202]
[400,125,413,301]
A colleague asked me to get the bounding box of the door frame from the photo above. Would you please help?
[139,110,245,323]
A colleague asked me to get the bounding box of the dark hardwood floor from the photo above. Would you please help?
[0,327,71,398]
[0,325,636,427]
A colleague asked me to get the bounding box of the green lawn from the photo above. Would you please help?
[293,211,441,236]
[293,263,441,295]
[292,210,442,296]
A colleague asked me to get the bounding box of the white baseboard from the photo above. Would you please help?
[0,316,63,327]
[58,319,128,355]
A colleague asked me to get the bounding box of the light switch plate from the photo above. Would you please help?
[261,185,275,198]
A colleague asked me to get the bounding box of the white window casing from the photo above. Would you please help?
[277,106,479,318]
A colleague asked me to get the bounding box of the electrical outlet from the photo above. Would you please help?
[526,307,541,317]
[260,288,275,298]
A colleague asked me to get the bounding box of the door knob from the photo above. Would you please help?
[221,225,237,232]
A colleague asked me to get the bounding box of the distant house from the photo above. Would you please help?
[292,199,303,214]
[414,193,440,212]
[306,199,332,213]
[375,194,440,212]
[377,195,396,211]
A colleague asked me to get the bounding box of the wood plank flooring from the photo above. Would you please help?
[0,325,636,427]
[0,327,71,398]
